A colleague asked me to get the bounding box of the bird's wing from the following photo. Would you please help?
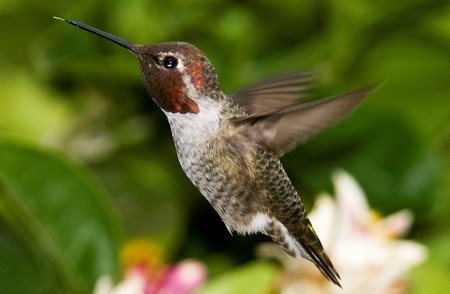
[231,71,317,117]
[234,85,375,157]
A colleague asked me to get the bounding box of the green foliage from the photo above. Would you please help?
[410,234,450,294]
[197,261,278,294]
[0,141,121,293]
[0,0,449,292]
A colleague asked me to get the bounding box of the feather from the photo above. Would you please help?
[232,71,318,117]
[234,85,376,157]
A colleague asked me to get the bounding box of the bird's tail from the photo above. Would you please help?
[299,236,341,287]
[266,219,341,287]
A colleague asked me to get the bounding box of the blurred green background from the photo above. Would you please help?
[0,0,449,293]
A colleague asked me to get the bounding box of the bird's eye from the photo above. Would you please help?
[163,56,178,69]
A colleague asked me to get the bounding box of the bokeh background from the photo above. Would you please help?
[0,0,449,293]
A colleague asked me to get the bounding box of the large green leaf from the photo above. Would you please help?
[0,140,122,293]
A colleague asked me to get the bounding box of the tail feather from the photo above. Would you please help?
[296,222,341,287]
[299,239,341,287]
[265,219,341,287]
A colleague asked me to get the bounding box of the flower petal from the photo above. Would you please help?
[154,261,207,294]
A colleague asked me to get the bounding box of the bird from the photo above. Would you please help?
[55,16,375,287]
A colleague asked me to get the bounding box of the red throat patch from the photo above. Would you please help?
[165,61,202,114]
[182,96,200,113]
[167,89,199,114]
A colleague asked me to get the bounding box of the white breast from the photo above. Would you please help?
[165,97,223,147]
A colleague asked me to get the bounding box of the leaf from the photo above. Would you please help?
[197,261,278,294]
[409,234,450,294]
[0,140,122,293]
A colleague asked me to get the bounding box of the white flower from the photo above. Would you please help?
[259,170,427,294]
[94,274,145,294]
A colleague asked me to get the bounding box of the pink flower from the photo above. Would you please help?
[94,240,207,294]
[145,261,207,294]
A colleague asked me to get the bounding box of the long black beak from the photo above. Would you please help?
[53,16,137,54]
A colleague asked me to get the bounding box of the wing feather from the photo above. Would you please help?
[232,71,318,116]
[234,85,375,157]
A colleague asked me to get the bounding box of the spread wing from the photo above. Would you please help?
[233,85,375,157]
[232,71,318,117]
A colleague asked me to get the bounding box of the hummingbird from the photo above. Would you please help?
[55,16,375,287]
